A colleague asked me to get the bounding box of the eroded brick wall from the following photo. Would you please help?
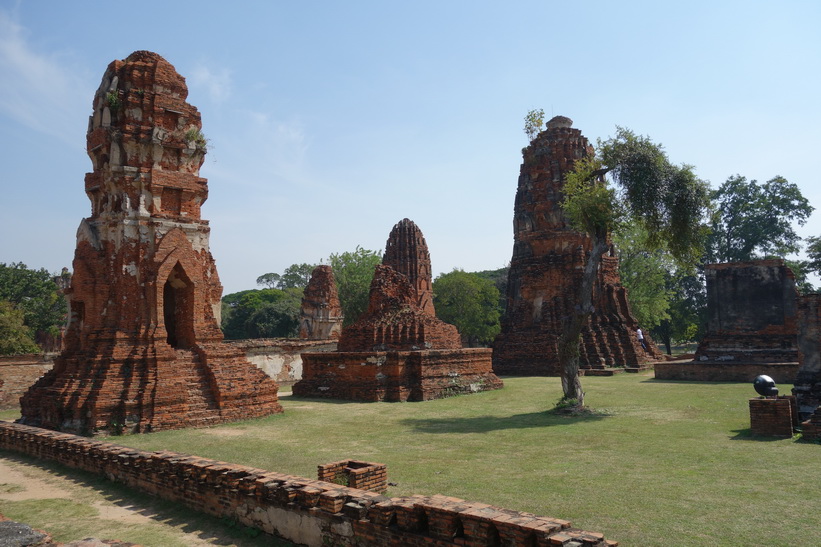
[654,362,799,383]
[0,356,55,410]
[225,339,336,386]
[0,421,616,547]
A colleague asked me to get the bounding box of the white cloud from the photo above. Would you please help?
[189,63,233,103]
[0,9,89,145]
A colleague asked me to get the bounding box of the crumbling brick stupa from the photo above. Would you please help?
[794,294,821,438]
[299,265,344,340]
[18,51,282,435]
[294,219,502,401]
[492,116,657,376]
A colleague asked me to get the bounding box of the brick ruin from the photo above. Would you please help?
[295,220,502,401]
[492,116,656,376]
[18,51,282,435]
[694,260,798,368]
[0,422,616,546]
[299,265,344,340]
[793,294,821,439]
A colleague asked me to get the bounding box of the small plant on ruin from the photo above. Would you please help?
[105,91,121,112]
[184,128,209,151]
[523,108,544,141]
[332,473,350,487]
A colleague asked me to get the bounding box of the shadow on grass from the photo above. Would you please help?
[0,450,294,546]
[729,428,797,442]
[400,409,608,434]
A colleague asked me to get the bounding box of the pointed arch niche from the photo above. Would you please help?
[163,263,195,348]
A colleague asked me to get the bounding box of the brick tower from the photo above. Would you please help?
[299,265,344,340]
[492,116,656,375]
[382,218,435,315]
[19,51,282,434]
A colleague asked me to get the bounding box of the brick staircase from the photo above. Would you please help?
[175,349,222,427]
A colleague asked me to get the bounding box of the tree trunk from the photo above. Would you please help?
[557,234,609,407]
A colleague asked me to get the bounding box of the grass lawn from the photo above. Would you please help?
[2,372,818,546]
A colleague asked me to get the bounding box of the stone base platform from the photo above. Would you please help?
[654,361,799,383]
[293,348,503,402]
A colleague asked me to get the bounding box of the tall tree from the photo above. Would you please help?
[0,300,42,355]
[433,269,501,347]
[707,175,813,263]
[221,288,302,339]
[256,263,316,290]
[560,128,710,406]
[328,246,382,325]
[0,262,67,349]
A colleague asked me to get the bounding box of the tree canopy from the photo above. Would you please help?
[433,269,501,347]
[560,127,711,406]
[221,287,302,339]
[706,175,813,263]
[328,246,382,326]
[0,262,67,354]
[256,263,316,290]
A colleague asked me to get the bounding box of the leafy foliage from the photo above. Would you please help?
[328,246,382,326]
[523,108,544,141]
[0,262,67,352]
[433,269,501,347]
[473,265,509,314]
[221,288,302,339]
[0,300,41,355]
[256,263,316,290]
[707,175,813,263]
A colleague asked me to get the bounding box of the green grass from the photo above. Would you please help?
[4,373,819,545]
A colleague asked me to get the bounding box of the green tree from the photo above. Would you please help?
[0,262,67,349]
[328,246,382,326]
[221,288,302,339]
[255,273,281,289]
[560,128,711,406]
[707,175,813,263]
[653,270,707,355]
[613,223,673,331]
[256,263,317,290]
[523,108,545,141]
[0,300,41,355]
[433,269,501,347]
[473,265,509,314]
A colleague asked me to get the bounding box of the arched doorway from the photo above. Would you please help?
[163,263,195,348]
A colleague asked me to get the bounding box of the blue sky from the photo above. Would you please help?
[1,1,819,294]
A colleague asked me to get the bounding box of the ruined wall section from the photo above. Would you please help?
[19,51,281,435]
[299,265,344,340]
[793,294,821,431]
[694,260,798,364]
[493,116,654,375]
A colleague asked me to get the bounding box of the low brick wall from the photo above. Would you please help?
[0,354,55,410]
[0,421,615,546]
[224,339,336,386]
[654,362,799,384]
[749,396,798,437]
[318,460,387,493]
[294,349,503,402]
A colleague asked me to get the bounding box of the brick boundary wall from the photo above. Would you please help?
[0,355,55,410]
[0,421,616,546]
[749,396,798,437]
[654,362,799,384]
[318,460,388,493]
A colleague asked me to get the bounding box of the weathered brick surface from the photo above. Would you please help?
[694,260,798,365]
[0,421,617,547]
[300,265,344,340]
[793,294,821,428]
[296,220,502,401]
[225,338,336,386]
[493,116,657,376]
[749,396,797,437]
[654,362,799,384]
[318,460,388,493]
[0,355,53,410]
[18,51,281,435]
[383,218,435,315]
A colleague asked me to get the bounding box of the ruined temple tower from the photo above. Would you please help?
[299,265,344,340]
[295,219,502,401]
[492,116,655,375]
[19,51,282,434]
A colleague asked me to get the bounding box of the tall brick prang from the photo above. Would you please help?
[383,218,435,315]
[493,116,655,376]
[18,51,282,435]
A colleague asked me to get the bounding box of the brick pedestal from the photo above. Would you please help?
[749,396,797,437]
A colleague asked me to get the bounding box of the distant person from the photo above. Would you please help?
[637,327,647,352]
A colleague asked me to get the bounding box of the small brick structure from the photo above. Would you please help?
[294,220,503,402]
[493,116,658,376]
[318,460,387,493]
[299,265,344,340]
[17,51,282,435]
[749,396,798,437]
[0,421,617,546]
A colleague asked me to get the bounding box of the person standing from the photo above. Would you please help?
[637,327,647,351]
